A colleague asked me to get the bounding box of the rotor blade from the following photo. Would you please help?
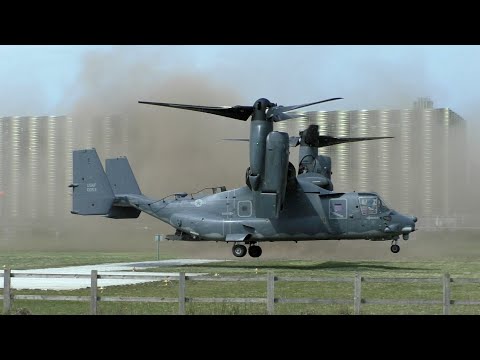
[267,97,343,121]
[138,101,254,121]
[271,112,308,122]
[289,136,301,147]
[280,97,343,113]
[305,136,394,148]
[222,138,249,141]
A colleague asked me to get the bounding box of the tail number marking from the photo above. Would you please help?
[87,183,97,192]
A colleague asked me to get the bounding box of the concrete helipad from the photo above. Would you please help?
[0,259,224,290]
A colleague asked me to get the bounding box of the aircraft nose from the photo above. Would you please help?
[401,225,414,234]
[384,214,416,238]
[400,216,416,240]
[401,218,416,233]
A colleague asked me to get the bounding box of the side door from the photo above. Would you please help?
[222,191,234,236]
[348,194,363,233]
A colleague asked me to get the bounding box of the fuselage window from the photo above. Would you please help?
[238,200,252,217]
[329,199,347,219]
[359,196,378,215]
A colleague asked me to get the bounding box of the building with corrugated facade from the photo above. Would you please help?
[0,114,130,243]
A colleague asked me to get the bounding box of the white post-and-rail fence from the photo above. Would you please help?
[2,270,480,315]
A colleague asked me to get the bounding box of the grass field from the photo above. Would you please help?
[3,252,480,315]
[0,251,165,270]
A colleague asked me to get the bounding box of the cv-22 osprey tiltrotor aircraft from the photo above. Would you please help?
[69,97,417,258]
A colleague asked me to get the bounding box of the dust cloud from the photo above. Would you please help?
[2,46,250,252]
[59,47,253,253]
[3,46,480,261]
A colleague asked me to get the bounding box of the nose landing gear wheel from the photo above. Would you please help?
[390,244,400,253]
[248,245,262,258]
[232,244,247,257]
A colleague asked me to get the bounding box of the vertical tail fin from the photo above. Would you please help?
[70,149,115,215]
[106,157,141,195]
[105,156,142,219]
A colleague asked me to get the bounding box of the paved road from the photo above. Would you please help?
[0,259,224,290]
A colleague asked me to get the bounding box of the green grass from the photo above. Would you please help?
[4,255,480,315]
[0,251,169,270]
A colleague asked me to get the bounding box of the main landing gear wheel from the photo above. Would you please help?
[390,244,400,253]
[232,244,247,257]
[248,245,262,258]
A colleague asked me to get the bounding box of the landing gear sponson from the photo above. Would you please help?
[232,243,262,258]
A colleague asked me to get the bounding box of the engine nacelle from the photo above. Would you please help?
[255,131,290,218]
[298,149,333,191]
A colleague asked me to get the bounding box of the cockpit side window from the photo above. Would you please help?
[359,196,378,215]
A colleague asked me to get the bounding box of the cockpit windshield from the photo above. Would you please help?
[377,196,392,213]
[358,193,391,215]
[359,196,378,215]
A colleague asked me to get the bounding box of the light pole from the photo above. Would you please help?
[154,234,163,260]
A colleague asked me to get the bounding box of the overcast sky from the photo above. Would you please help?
[1,45,479,121]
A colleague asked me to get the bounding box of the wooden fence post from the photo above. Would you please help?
[90,270,98,315]
[3,268,11,314]
[267,272,275,315]
[354,273,362,315]
[443,273,451,315]
[179,272,186,315]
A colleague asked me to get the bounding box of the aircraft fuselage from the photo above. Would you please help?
[118,182,416,244]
